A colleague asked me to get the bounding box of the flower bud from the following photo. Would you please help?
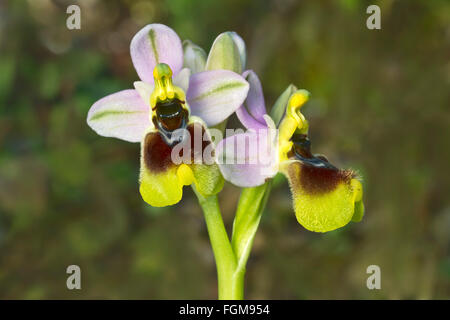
[183,40,207,74]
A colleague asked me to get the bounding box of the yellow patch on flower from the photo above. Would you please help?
[139,122,223,207]
[284,161,362,232]
[140,166,183,207]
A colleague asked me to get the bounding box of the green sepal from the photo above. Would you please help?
[270,84,298,127]
[231,182,271,269]
[191,163,225,196]
[206,32,242,74]
[183,40,207,74]
[351,200,365,222]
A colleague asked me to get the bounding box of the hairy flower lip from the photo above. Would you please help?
[287,161,355,195]
[216,70,364,232]
[143,122,211,173]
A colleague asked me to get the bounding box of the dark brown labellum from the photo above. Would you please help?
[287,133,354,194]
[143,130,174,174]
[143,123,212,173]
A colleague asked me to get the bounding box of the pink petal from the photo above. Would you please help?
[87,90,150,143]
[216,127,278,187]
[236,70,268,130]
[187,70,249,126]
[130,24,183,83]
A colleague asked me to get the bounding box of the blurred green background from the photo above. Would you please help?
[0,0,449,299]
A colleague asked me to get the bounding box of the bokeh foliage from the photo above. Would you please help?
[0,0,449,299]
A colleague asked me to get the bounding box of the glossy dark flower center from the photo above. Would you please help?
[153,99,189,147]
[291,134,337,170]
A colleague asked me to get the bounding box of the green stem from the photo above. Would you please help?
[193,181,272,300]
[231,181,272,298]
[193,188,239,299]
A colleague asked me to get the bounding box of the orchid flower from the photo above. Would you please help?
[87,24,249,207]
[216,71,364,233]
[86,24,366,300]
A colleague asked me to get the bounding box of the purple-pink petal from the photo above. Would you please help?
[130,24,183,83]
[187,70,249,126]
[87,89,150,143]
[215,128,278,187]
[236,70,268,130]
